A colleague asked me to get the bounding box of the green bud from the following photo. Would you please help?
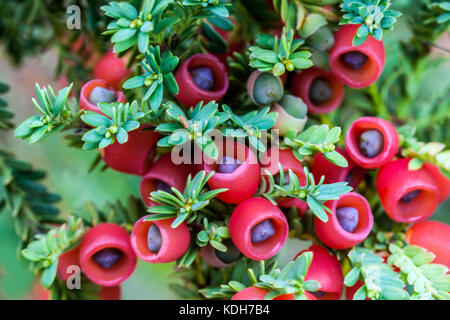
[272,62,286,77]
[144,77,154,86]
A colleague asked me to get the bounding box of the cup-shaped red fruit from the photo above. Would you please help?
[79,223,137,287]
[406,220,450,268]
[204,139,260,204]
[231,287,316,300]
[376,158,440,223]
[99,286,121,300]
[291,67,344,114]
[295,245,343,300]
[200,239,241,268]
[315,192,374,249]
[101,126,159,176]
[57,245,80,282]
[312,147,366,189]
[422,163,450,203]
[140,153,193,206]
[175,53,229,107]
[345,117,399,169]
[80,79,126,114]
[329,24,385,88]
[93,50,131,90]
[229,197,288,260]
[260,146,308,210]
[130,216,190,263]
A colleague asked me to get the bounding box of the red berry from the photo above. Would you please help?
[260,146,308,213]
[406,220,450,268]
[329,24,385,88]
[204,139,260,204]
[93,51,131,90]
[79,79,126,114]
[99,285,121,300]
[200,239,241,268]
[312,147,366,189]
[140,153,193,206]
[57,245,80,282]
[345,117,399,169]
[376,158,439,223]
[229,197,288,260]
[130,216,190,263]
[175,53,229,107]
[101,125,159,176]
[315,192,374,249]
[422,163,450,203]
[79,223,137,287]
[295,245,343,300]
[291,67,344,114]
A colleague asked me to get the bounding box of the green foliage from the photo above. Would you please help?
[146,170,228,228]
[0,83,14,130]
[14,84,79,144]
[201,252,320,300]
[21,216,84,288]
[182,0,230,18]
[283,124,348,167]
[388,244,450,300]
[81,101,145,150]
[261,164,353,222]
[156,101,229,159]
[196,218,230,252]
[249,28,313,76]
[345,247,409,300]
[102,0,175,53]
[397,125,450,178]
[340,0,401,45]
[72,196,146,228]
[122,45,179,109]
[222,105,278,152]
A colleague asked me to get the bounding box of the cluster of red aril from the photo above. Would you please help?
[61,22,450,301]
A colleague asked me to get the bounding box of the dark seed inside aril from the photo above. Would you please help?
[340,51,368,70]
[309,77,333,105]
[311,291,325,299]
[190,67,215,91]
[336,206,359,233]
[217,156,242,174]
[274,171,290,186]
[93,248,123,269]
[400,189,421,203]
[359,129,384,158]
[251,219,275,243]
[88,86,116,105]
[155,179,173,194]
[215,239,241,264]
[147,224,162,253]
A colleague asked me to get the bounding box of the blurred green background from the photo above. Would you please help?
[0,35,449,299]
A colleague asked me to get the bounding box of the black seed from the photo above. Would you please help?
[93,248,123,269]
[189,67,215,91]
[88,87,116,105]
[155,179,173,194]
[311,291,325,298]
[336,206,359,233]
[359,129,384,158]
[215,239,241,264]
[274,171,290,186]
[340,51,368,70]
[309,77,333,105]
[217,156,242,174]
[147,224,162,253]
[400,190,421,203]
[251,219,275,243]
